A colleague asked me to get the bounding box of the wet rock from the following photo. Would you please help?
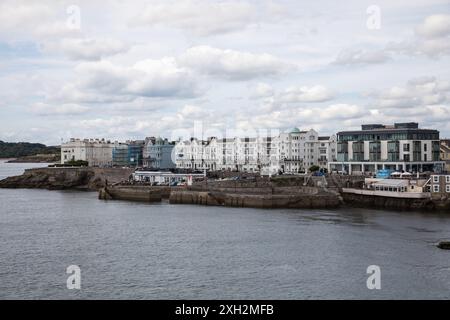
[437,241,450,250]
[0,167,133,191]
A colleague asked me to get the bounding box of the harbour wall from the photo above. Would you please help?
[341,192,450,211]
[169,190,340,209]
[99,185,166,202]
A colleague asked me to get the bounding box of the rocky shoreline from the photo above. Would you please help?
[0,167,133,190]
[2,168,449,211]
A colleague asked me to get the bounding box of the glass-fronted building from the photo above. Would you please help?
[112,140,145,167]
[329,123,445,174]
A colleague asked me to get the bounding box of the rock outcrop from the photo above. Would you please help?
[437,241,450,250]
[0,167,134,190]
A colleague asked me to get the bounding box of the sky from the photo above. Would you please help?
[0,0,449,145]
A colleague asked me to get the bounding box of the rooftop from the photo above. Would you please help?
[337,122,439,135]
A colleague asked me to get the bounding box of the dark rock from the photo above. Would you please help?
[437,241,450,250]
[0,167,134,191]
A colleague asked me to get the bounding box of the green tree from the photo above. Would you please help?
[65,160,89,167]
[0,140,59,158]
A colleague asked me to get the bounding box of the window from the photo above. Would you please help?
[433,175,439,183]
[446,176,450,184]
[433,185,440,193]
[403,144,410,152]
[447,185,450,193]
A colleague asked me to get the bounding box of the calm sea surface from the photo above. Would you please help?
[0,160,449,299]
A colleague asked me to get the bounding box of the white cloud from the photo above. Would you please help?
[416,14,450,38]
[0,2,53,33]
[178,45,292,80]
[1,1,450,142]
[30,103,89,115]
[178,105,206,118]
[318,104,366,120]
[70,58,199,100]
[49,38,129,61]
[249,84,334,104]
[131,0,255,36]
[368,76,450,108]
[236,103,367,133]
[278,85,334,103]
[250,83,274,99]
[388,14,450,58]
[333,48,390,65]
[0,1,80,41]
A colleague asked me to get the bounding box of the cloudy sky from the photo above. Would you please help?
[1,0,450,145]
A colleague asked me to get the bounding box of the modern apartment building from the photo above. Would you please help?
[111,140,145,167]
[61,138,114,167]
[112,142,129,167]
[328,123,445,174]
[127,140,145,167]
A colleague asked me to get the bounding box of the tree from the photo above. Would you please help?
[65,160,89,167]
[0,140,59,158]
[308,165,320,172]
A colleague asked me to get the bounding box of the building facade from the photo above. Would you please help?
[277,128,337,173]
[329,123,445,174]
[61,138,114,167]
[111,140,145,167]
[430,174,450,196]
[173,129,336,173]
[112,142,129,167]
[441,141,450,173]
[127,140,145,167]
[143,137,175,169]
[174,138,217,171]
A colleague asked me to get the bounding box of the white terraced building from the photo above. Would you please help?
[174,136,278,172]
[276,128,337,173]
[173,129,337,173]
[61,138,114,167]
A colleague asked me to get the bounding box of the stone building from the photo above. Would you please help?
[430,174,450,195]
[440,141,450,173]
[61,138,114,167]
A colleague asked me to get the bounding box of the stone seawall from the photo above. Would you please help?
[169,190,340,209]
[96,177,342,209]
[342,192,436,211]
[167,176,342,208]
[99,185,165,202]
[0,167,134,190]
